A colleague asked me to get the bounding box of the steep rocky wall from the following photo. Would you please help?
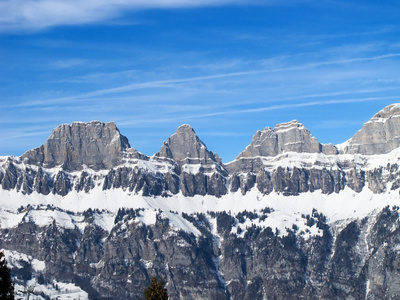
[236,120,337,159]
[2,206,400,299]
[20,121,131,171]
[1,159,398,197]
[345,104,400,155]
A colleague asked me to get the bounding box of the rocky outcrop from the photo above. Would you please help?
[156,125,211,162]
[3,205,400,300]
[345,104,400,155]
[237,120,337,159]
[21,121,131,171]
[2,156,400,197]
[0,160,230,197]
[154,124,227,175]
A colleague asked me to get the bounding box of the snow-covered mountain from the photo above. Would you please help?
[2,104,400,299]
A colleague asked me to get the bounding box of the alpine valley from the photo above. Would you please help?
[2,104,400,299]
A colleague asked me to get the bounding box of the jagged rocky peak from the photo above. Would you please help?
[21,121,131,171]
[155,124,218,165]
[237,120,337,159]
[345,103,400,155]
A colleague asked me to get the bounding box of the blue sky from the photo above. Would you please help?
[1,0,399,162]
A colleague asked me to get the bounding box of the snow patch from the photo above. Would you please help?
[2,249,45,272]
[93,211,115,232]
[26,209,78,229]
[137,209,157,226]
[163,211,201,237]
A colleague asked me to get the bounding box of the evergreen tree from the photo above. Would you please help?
[143,276,168,300]
[0,251,14,300]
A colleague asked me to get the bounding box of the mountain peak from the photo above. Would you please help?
[369,103,400,122]
[237,120,337,159]
[345,103,400,155]
[176,124,195,133]
[273,120,304,132]
[21,121,131,171]
[155,124,221,169]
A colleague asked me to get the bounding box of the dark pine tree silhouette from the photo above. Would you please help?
[143,276,168,300]
[0,251,14,300]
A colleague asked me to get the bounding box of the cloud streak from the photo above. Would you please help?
[0,0,256,32]
[50,59,86,69]
[180,96,400,119]
[113,95,400,129]
[5,51,398,109]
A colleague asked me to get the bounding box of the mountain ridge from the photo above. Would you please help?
[20,121,131,171]
[7,103,400,169]
[2,104,400,200]
[2,103,400,299]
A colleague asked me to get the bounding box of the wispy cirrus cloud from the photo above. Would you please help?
[171,96,400,120]
[4,51,398,109]
[58,70,139,83]
[111,95,400,129]
[50,59,86,69]
[0,0,258,32]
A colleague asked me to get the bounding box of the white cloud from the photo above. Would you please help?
[0,0,252,32]
[50,59,86,69]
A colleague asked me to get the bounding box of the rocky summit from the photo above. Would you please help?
[21,121,131,171]
[345,103,400,155]
[2,104,400,299]
[236,120,338,159]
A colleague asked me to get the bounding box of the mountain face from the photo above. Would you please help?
[237,120,338,159]
[345,103,400,155]
[21,121,131,171]
[2,105,400,299]
[155,124,221,166]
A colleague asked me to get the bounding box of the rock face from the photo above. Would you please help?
[154,124,228,196]
[2,107,400,198]
[155,124,226,172]
[21,121,130,171]
[1,157,396,197]
[3,206,400,300]
[156,125,212,163]
[345,104,400,155]
[237,120,337,159]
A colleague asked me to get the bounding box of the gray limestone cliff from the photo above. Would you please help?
[4,106,400,198]
[236,120,337,159]
[21,121,131,171]
[155,124,222,168]
[345,104,400,155]
[227,120,338,176]
[3,205,400,299]
[154,124,228,196]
